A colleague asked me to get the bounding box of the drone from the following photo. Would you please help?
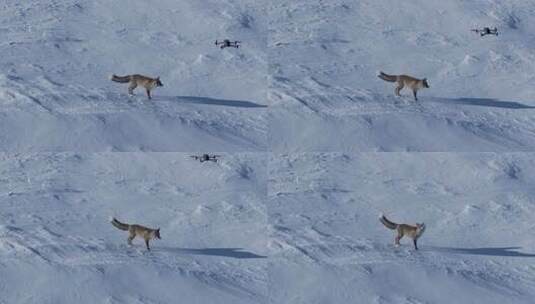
[471,27,498,37]
[190,154,220,163]
[215,39,240,49]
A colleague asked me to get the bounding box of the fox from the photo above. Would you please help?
[378,71,429,101]
[379,213,425,250]
[111,217,161,251]
[110,74,163,100]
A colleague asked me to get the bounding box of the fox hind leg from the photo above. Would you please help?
[394,232,402,247]
[395,82,404,97]
[127,232,135,246]
[128,82,137,95]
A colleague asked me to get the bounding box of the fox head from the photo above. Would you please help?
[155,77,163,87]
[155,228,161,239]
[416,223,426,236]
[422,78,429,88]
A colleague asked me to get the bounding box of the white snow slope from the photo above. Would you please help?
[269,153,535,304]
[0,0,268,151]
[270,0,535,151]
[0,153,267,303]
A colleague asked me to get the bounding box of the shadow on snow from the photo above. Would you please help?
[157,247,267,259]
[157,96,267,108]
[436,97,535,109]
[428,246,535,257]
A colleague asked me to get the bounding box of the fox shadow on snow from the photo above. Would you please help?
[156,96,267,108]
[428,246,535,257]
[436,97,535,109]
[157,247,267,259]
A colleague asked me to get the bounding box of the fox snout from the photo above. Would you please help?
[155,228,161,239]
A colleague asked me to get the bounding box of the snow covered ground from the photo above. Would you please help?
[0,153,267,303]
[269,0,535,151]
[269,153,535,303]
[2,0,535,303]
[0,0,268,151]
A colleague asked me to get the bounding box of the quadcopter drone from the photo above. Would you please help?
[471,27,498,37]
[190,154,220,163]
[215,39,241,49]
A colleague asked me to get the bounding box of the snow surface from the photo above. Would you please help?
[0,0,268,151]
[3,0,535,303]
[269,153,535,304]
[270,0,535,151]
[0,153,267,303]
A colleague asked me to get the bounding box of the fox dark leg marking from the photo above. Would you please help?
[145,239,151,251]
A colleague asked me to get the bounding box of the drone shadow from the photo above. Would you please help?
[427,246,535,257]
[157,247,267,259]
[436,97,535,109]
[160,96,267,108]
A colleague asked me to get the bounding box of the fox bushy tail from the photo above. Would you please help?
[377,72,397,82]
[111,218,130,231]
[110,74,131,83]
[379,214,398,230]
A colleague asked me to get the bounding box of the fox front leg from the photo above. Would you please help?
[145,239,151,251]
[413,90,418,101]
[413,239,418,250]
[395,84,404,97]
[146,89,152,100]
